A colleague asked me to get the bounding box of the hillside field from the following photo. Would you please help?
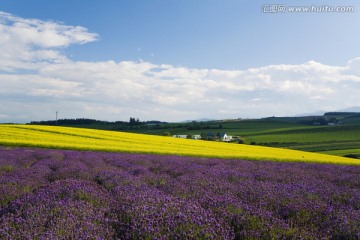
[31,116,360,158]
[0,124,359,165]
[126,118,360,158]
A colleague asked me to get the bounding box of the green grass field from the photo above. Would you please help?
[0,124,359,165]
[140,119,360,157]
[153,120,360,157]
[242,124,360,156]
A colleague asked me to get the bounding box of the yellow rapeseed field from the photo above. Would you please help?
[0,124,359,165]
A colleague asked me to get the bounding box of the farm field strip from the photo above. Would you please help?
[247,131,360,143]
[256,140,360,152]
[247,124,360,136]
[243,126,325,135]
[0,124,359,165]
[288,141,360,152]
[321,148,360,155]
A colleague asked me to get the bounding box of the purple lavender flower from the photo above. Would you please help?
[0,146,359,239]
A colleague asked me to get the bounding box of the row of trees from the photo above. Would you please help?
[324,112,360,116]
[299,117,336,126]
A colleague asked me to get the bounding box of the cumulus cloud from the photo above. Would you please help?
[3,58,360,122]
[0,11,98,71]
[0,12,359,122]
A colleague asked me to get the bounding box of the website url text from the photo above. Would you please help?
[262,5,355,13]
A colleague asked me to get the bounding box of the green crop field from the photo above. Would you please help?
[141,120,360,158]
[242,124,360,156]
[0,124,359,165]
[145,119,360,158]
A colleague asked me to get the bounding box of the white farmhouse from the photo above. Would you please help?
[225,135,233,141]
[219,133,232,141]
[192,135,201,140]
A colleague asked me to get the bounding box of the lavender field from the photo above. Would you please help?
[0,147,359,239]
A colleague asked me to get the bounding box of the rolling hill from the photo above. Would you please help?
[0,124,359,165]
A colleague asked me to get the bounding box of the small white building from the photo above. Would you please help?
[173,134,202,140]
[192,135,201,140]
[220,133,232,142]
[205,132,232,141]
[225,135,232,141]
[173,135,188,139]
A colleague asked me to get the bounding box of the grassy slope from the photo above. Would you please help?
[157,120,360,157]
[149,120,360,157]
[0,124,359,165]
[243,124,360,155]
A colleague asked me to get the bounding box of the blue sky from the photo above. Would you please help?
[1,0,360,122]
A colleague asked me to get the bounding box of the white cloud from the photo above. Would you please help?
[0,11,359,122]
[3,58,359,122]
[0,11,98,71]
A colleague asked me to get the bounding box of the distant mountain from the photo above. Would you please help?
[295,106,360,117]
[295,110,326,117]
[336,106,360,112]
